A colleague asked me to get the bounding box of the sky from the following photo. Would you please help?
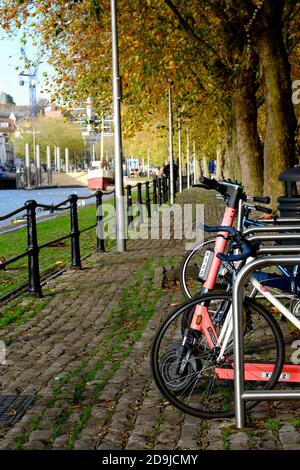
[0,31,52,106]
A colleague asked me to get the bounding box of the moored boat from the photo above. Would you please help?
[87,161,114,190]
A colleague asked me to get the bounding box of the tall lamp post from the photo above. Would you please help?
[167,80,175,204]
[186,128,190,189]
[111,0,126,252]
[178,117,182,193]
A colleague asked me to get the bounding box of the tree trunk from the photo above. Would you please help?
[216,144,223,181]
[223,109,238,181]
[258,0,297,205]
[231,67,263,194]
[202,154,210,178]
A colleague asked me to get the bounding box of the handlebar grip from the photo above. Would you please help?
[254,205,273,215]
[217,242,253,262]
[253,196,270,204]
[199,176,219,191]
[199,224,238,236]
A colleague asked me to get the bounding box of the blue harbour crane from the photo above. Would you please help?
[19,48,41,117]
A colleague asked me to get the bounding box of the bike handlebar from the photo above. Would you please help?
[254,205,272,215]
[193,177,222,191]
[200,225,258,262]
[201,225,237,236]
[193,177,230,196]
[217,243,253,262]
[253,196,271,204]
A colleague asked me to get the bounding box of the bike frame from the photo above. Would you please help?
[190,206,237,330]
[190,198,300,330]
[197,265,300,383]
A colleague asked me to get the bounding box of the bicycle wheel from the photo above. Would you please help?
[151,293,285,419]
[180,238,230,300]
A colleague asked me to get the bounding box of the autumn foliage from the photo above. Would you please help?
[0,0,299,202]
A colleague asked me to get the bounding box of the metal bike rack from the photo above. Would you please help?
[257,217,300,225]
[232,234,300,428]
[244,225,300,237]
[250,233,300,243]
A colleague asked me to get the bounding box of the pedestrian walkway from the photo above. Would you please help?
[0,190,299,450]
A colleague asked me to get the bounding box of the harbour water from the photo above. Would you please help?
[0,187,94,227]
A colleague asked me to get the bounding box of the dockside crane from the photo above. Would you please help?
[19,48,41,117]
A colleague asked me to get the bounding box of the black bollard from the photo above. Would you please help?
[145,181,151,219]
[153,178,158,213]
[26,200,43,297]
[162,177,167,203]
[158,178,162,206]
[69,194,81,269]
[96,190,105,252]
[137,182,144,224]
[127,185,134,228]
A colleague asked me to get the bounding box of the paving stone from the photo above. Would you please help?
[280,424,294,433]
[207,441,224,450]
[97,441,123,450]
[38,418,56,430]
[259,439,277,450]
[29,430,52,442]
[0,438,18,450]
[229,432,248,446]
[230,444,249,450]
[52,434,69,448]
[23,440,46,450]
[73,439,95,450]
[126,434,151,450]
[279,430,300,448]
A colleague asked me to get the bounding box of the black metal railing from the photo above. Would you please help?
[0,189,114,301]
[125,176,170,229]
[0,175,180,302]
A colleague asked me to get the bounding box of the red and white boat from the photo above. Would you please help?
[88,161,114,190]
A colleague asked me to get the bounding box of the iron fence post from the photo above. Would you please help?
[96,190,105,252]
[162,177,167,203]
[158,178,162,206]
[153,178,158,213]
[145,181,151,219]
[25,200,42,297]
[127,185,133,229]
[69,194,81,269]
[137,182,144,223]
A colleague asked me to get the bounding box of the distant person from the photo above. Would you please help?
[163,162,179,179]
[208,160,216,174]
[162,161,179,194]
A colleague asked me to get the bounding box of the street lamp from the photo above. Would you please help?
[186,127,190,189]
[178,117,182,193]
[111,0,126,252]
[167,79,175,204]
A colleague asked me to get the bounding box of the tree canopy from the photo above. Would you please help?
[0,0,299,201]
[0,92,15,106]
[12,115,86,160]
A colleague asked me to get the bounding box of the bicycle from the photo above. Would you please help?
[151,226,292,418]
[180,177,300,310]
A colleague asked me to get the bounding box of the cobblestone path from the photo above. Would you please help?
[0,191,300,450]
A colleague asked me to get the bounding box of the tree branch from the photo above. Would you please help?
[164,0,227,67]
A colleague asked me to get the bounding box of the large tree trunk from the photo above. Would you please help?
[216,144,223,180]
[202,154,210,178]
[224,109,238,181]
[231,66,263,194]
[258,0,297,205]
